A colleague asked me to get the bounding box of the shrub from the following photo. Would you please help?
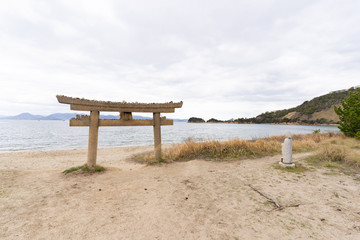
[334,88,360,139]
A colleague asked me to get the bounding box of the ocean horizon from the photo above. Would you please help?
[0,120,340,153]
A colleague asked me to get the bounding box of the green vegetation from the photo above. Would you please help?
[313,129,321,134]
[334,88,360,139]
[187,117,205,123]
[63,164,105,174]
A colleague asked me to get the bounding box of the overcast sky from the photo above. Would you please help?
[0,0,359,119]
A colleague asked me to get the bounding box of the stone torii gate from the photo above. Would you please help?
[57,95,183,167]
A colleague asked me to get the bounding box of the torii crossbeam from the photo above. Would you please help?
[57,95,183,167]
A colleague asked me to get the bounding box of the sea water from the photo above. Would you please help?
[0,120,339,152]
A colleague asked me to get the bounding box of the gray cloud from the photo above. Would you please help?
[0,0,359,119]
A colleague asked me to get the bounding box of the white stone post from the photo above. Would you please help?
[279,131,295,168]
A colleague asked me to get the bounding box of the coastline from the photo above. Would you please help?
[188,121,340,126]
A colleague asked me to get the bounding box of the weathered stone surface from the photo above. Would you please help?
[153,112,161,160]
[120,112,133,120]
[281,131,293,164]
[87,110,99,168]
[69,118,173,127]
[56,95,183,109]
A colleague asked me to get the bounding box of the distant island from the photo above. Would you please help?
[187,117,205,123]
[188,117,233,123]
[188,87,359,125]
[207,118,225,123]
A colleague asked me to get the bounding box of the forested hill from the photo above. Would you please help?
[235,87,359,124]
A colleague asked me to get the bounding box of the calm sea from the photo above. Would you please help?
[0,120,339,152]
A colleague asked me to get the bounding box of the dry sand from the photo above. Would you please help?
[1,146,360,240]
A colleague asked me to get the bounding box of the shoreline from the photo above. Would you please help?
[0,144,156,155]
[188,121,339,126]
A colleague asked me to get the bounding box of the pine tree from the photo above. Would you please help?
[334,89,360,139]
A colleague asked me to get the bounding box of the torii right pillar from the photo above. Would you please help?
[153,112,162,159]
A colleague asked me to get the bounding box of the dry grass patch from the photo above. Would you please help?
[144,132,345,163]
[306,138,360,169]
[163,138,281,161]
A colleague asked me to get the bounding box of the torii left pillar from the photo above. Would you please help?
[88,110,99,168]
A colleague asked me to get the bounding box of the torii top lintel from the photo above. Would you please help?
[56,95,183,113]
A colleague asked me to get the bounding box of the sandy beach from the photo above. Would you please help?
[1,146,359,240]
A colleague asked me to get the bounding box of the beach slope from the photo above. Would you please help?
[1,146,359,239]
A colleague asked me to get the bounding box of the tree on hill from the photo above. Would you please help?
[334,89,360,139]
